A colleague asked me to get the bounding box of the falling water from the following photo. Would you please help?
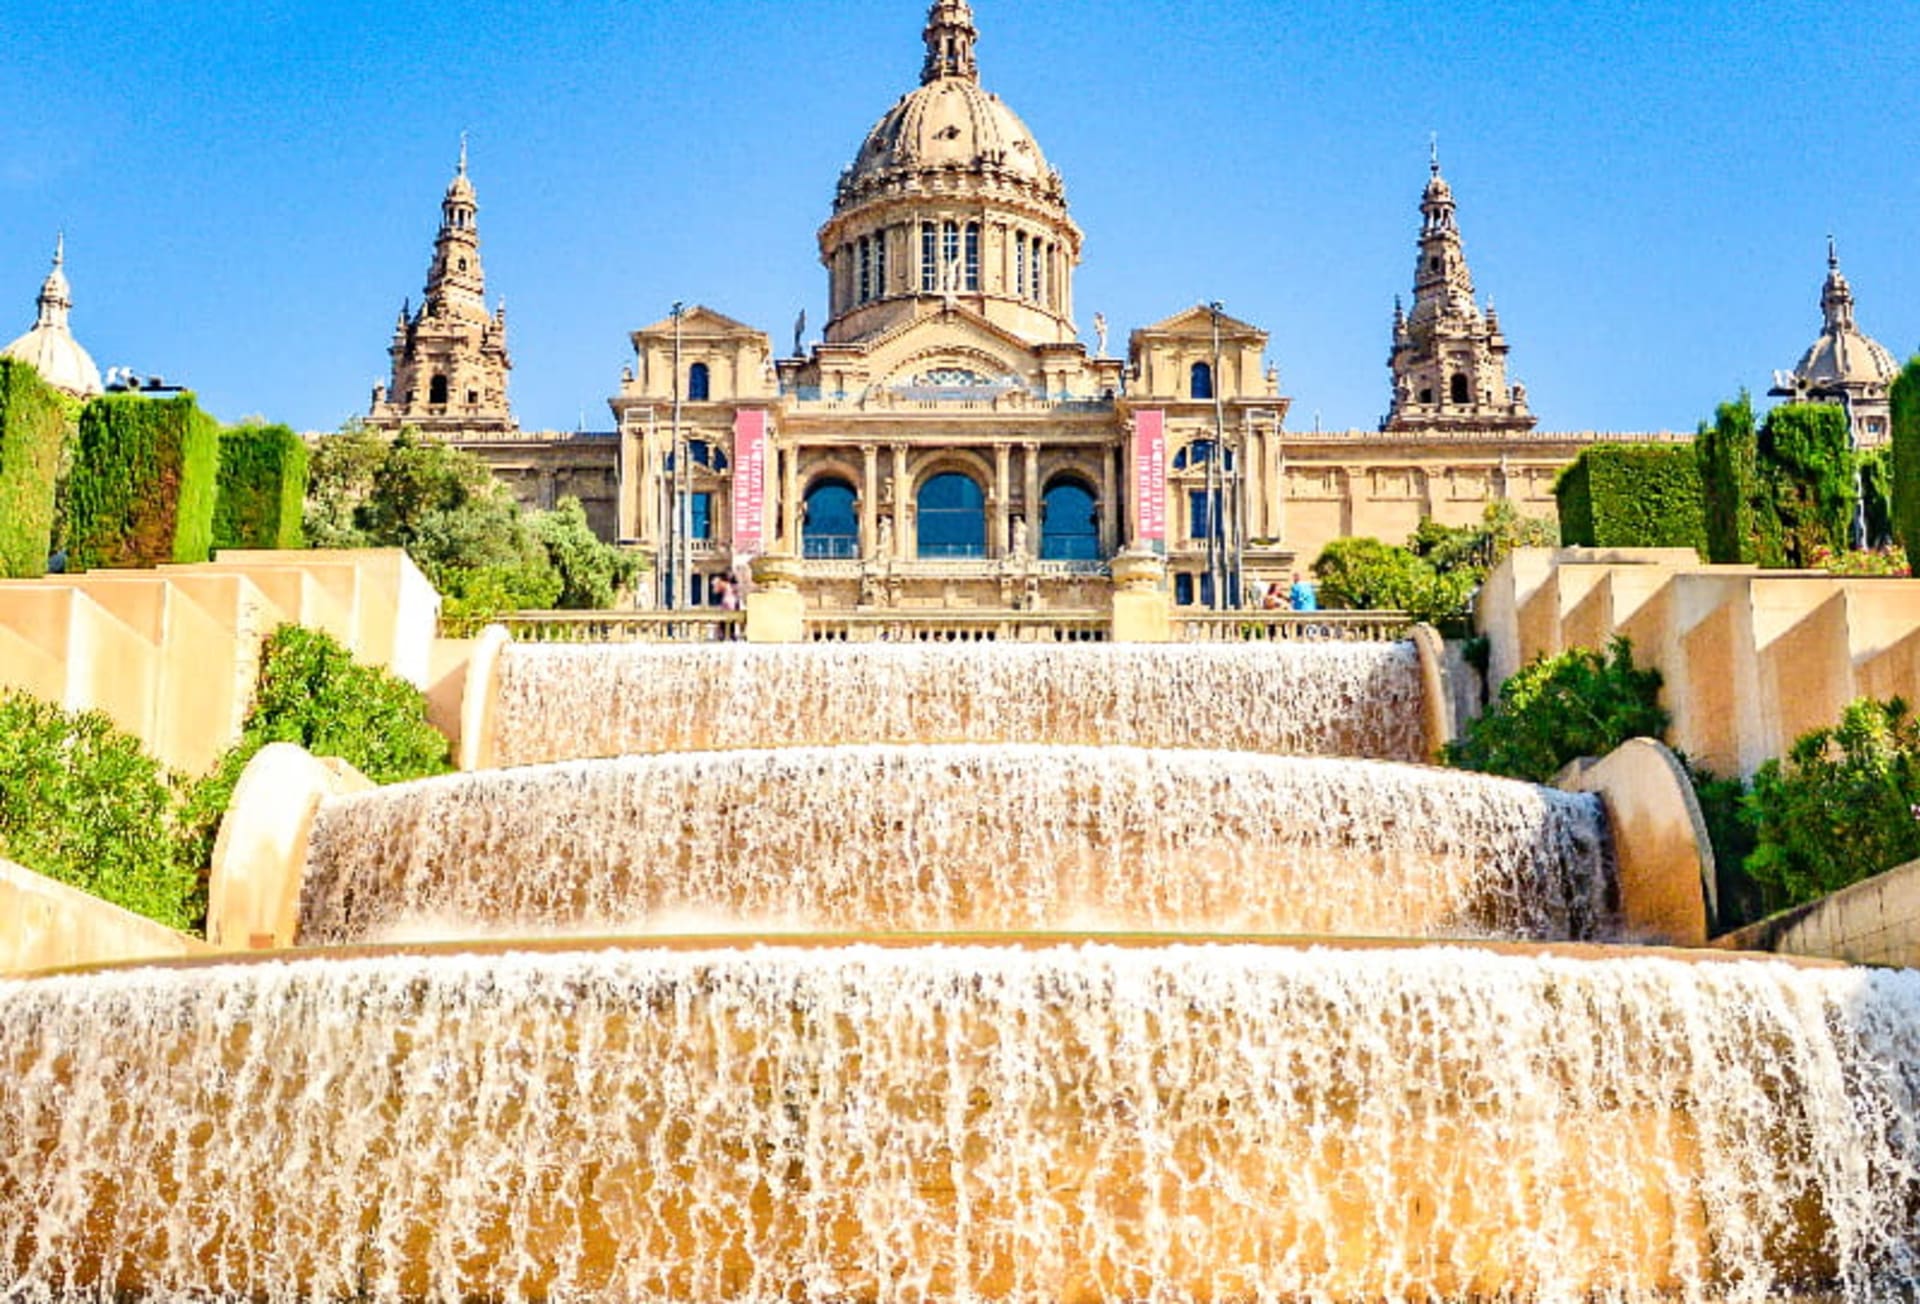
[488,642,1429,766]
[3,943,1917,1303]
[299,747,1613,946]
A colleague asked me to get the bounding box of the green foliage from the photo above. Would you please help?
[60,392,221,568]
[1757,402,1855,567]
[1859,445,1894,548]
[1443,636,1669,783]
[1891,357,1920,561]
[304,427,631,618]
[0,359,68,578]
[0,690,198,930]
[1554,444,1706,552]
[1696,393,1761,563]
[174,625,454,881]
[536,496,639,609]
[214,421,309,551]
[1744,697,1920,909]
[1809,542,1910,577]
[1312,536,1476,624]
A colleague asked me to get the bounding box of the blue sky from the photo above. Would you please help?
[2,0,1915,436]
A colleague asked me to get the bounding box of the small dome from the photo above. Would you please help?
[846,77,1052,192]
[1794,245,1899,392]
[1,237,102,399]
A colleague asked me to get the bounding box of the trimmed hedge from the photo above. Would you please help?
[0,359,67,578]
[61,392,221,568]
[214,422,309,551]
[1554,444,1706,552]
[1759,402,1855,566]
[1891,357,1920,560]
[1696,392,1762,563]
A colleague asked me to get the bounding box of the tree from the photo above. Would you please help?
[1312,536,1476,625]
[1696,392,1762,563]
[536,497,639,609]
[1891,357,1920,560]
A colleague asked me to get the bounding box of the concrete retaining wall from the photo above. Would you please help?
[0,857,214,974]
[1716,857,1920,969]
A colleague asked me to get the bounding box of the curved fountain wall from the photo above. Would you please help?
[299,746,1614,945]
[4,943,1917,1301]
[487,642,1429,765]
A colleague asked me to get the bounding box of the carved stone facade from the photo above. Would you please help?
[382,1,1687,611]
[366,142,515,436]
[1770,239,1900,447]
[1383,150,1533,434]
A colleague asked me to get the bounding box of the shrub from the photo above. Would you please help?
[1444,636,1669,783]
[0,690,198,930]
[1860,445,1894,549]
[1758,402,1855,566]
[1891,357,1920,561]
[0,359,68,578]
[61,392,220,568]
[1555,444,1706,552]
[536,496,638,609]
[214,421,309,550]
[1696,393,1762,563]
[175,625,454,882]
[1743,697,1920,910]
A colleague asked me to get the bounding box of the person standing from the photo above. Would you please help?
[1288,571,1318,612]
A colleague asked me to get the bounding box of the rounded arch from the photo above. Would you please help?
[916,471,987,558]
[803,475,860,559]
[1190,361,1214,400]
[1172,439,1235,473]
[881,343,1025,391]
[688,362,712,402]
[1450,372,1470,404]
[1040,474,1099,561]
[429,374,450,406]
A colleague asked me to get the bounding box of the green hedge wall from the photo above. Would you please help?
[214,423,308,551]
[60,393,221,569]
[1758,402,1855,566]
[0,359,67,578]
[1891,357,1920,560]
[1554,444,1706,552]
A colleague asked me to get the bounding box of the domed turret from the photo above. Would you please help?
[2,234,104,398]
[1774,238,1900,446]
[818,0,1081,346]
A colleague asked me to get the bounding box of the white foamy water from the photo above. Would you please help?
[3,944,1917,1302]
[299,747,1614,946]
[488,642,1428,766]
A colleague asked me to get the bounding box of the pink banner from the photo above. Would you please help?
[1134,409,1167,545]
[731,410,768,555]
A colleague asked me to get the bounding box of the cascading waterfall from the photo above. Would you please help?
[488,642,1429,766]
[299,747,1614,946]
[3,944,1918,1303]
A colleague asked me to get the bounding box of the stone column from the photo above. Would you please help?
[781,440,801,552]
[861,443,880,556]
[1023,441,1042,537]
[890,443,909,559]
[1099,444,1119,557]
[994,443,1012,556]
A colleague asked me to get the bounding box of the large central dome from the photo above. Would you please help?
[819,0,1082,347]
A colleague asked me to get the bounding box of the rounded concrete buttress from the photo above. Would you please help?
[205,743,372,951]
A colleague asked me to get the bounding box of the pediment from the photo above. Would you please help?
[860,308,1045,388]
[1134,303,1267,341]
[633,304,767,341]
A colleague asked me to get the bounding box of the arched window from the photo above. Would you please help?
[874,229,888,296]
[965,223,981,291]
[921,222,938,292]
[1419,387,1434,405]
[668,439,729,473]
[857,237,872,303]
[803,478,860,560]
[688,363,711,402]
[1016,233,1029,299]
[1172,440,1234,472]
[1450,373,1470,404]
[429,374,449,405]
[917,472,986,558]
[942,221,960,286]
[1041,479,1099,561]
[1190,362,1214,401]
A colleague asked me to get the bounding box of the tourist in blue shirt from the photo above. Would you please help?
[1289,571,1318,612]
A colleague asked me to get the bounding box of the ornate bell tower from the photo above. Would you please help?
[1383,147,1534,433]
[368,139,516,434]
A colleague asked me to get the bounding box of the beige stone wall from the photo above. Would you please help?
[0,552,441,776]
[1716,855,1920,968]
[1479,549,1920,780]
[0,857,214,975]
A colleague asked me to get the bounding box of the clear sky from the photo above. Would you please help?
[2,0,1915,436]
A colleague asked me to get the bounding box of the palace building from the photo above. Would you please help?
[370,0,1696,610]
